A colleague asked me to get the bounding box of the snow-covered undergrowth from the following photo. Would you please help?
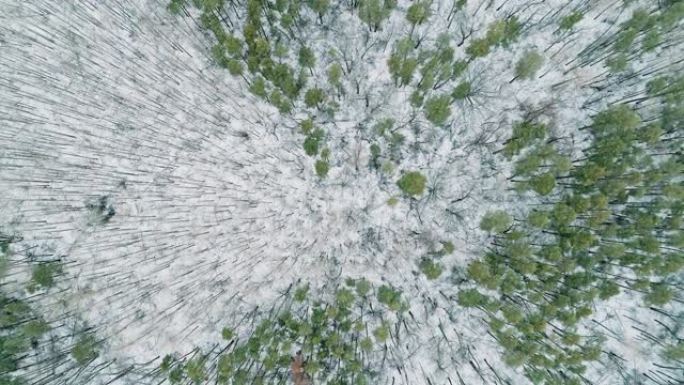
[0,0,682,384]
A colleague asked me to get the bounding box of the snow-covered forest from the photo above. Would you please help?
[0,0,682,384]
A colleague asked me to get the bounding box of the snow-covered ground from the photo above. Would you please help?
[0,0,681,384]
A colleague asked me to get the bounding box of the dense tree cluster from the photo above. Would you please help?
[461,86,683,383]
[1,0,683,385]
[162,1,684,383]
[156,2,684,384]
[1,239,41,384]
[0,235,103,384]
[169,0,531,183]
[161,279,407,384]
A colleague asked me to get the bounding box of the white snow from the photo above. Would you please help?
[0,0,680,384]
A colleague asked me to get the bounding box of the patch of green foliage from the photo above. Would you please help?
[419,258,443,280]
[303,129,325,156]
[480,211,512,233]
[0,235,53,385]
[28,261,62,292]
[514,51,544,80]
[164,280,405,384]
[559,12,583,31]
[396,171,427,196]
[468,99,684,384]
[72,333,100,366]
[423,94,451,125]
[315,159,329,178]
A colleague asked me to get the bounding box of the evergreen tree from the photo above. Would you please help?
[451,81,471,100]
[406,1,431,34]
[388,37,418,86]
[304,87,325,108]
[480,211,512,233]
[528,172,556,196]
[249,76,268,98]
[315,159,329,178]
[606,54,628,73]
[466,260,498,289]
[457,289,488,308]
[168,0,187,14]
[423,94,451,125]
[397,171,427,196]
[513,51,544,81]
[466,38,490,58]
[28,261,62,292]
[327,62,343,88]
[298,46,316,74]
[644,283,673,305]
[71,333,99,366]
[419,258,443,280]
[358,0,395,31]
[226,59,243,75]
[303,129,325,156]
[502,121,547,158]
[307,0,330,21]
[559,12,583,31]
